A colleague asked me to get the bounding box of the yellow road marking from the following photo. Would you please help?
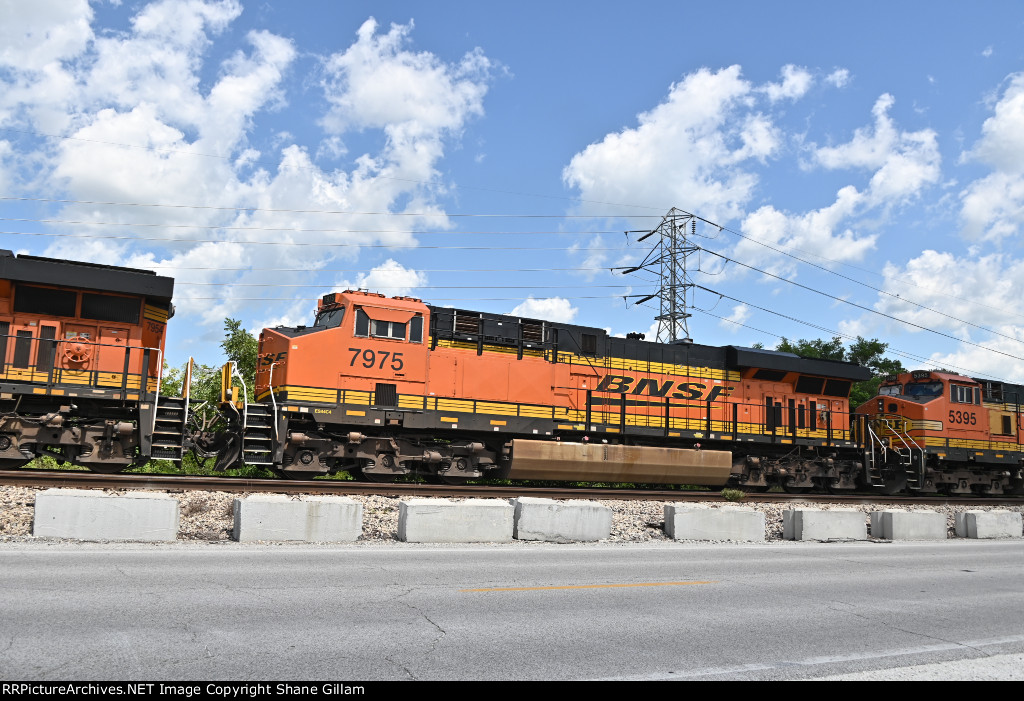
[460,580,716,592]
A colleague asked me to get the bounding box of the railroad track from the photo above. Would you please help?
[2,468,1022,506]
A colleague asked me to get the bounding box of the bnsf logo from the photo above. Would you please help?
[595,374,733,402]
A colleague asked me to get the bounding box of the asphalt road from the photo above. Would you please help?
[2,540,1023,681]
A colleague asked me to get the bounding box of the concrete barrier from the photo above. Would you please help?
[512,497,612,542]
[33,489,179,542]
[232,495,363,542]
[870,510,947,540]
[664,504,765,542]
[398,499,513,543]
[783,509,867,541]
[954,510,1023,539]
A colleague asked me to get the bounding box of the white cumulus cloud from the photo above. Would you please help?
[509,297,578,323]
[563,65,779,223]
[732,93,939,276]
[719,303,751,333]
[813,94,941,202]
[959,73,1024,241]
[0,2,492,335]
[353,259,429,297]
[825,68,851,88]
[760,64,813,102]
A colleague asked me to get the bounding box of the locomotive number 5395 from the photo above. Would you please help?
[948,410,977,425]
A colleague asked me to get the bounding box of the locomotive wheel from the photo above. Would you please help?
[821,478,853,495]
[431,457,474,485]
[781,476,813,494]
[0,458,30,469]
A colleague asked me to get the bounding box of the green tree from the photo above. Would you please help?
[159,318,257,407]
[776,335,846,361]
[221,318,258,402]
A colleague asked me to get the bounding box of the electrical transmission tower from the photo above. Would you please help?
[619,207,698,344]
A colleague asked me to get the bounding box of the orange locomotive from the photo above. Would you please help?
[214,288,874,490]
[6,253,1023,496]
[0,251,183,471]
[855,370,1024,494]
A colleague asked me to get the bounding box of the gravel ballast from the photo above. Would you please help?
[1,485,1022,543]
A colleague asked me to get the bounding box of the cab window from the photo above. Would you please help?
[371,320,406,340]
[904,382,943,399]
[314,306,345,329]
[409,315,423,343]
[878,385,902,396]
[950,384,980,404]
[354,308,405,340]
[353,308,424,342]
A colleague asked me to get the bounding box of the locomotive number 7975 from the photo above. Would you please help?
[349,347,404,371]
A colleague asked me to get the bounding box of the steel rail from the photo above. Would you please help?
[2,469,1021,506]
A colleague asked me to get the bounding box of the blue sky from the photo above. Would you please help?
[4,0,1024,382]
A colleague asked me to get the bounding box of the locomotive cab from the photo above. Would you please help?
[859,370,984,432]
[255,290,429,407]
[857,370,1024,494]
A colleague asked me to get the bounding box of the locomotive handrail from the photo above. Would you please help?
[268,361,279,440]
[874,414,922,455]
[150,347,163,434]
[230,361,250,430]
[183,357,194,420]
[866,422,888,461]
[0,332,163,393]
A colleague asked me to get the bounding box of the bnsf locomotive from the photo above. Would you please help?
[3,252,1023,496]
[0,251,177,472]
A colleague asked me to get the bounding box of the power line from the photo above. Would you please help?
[673,207,1024,327]
[172,294,632,303]
[696,284,1024,364]
[0,196,661,219]
[0,230,633,251]
[692,305,1003,381]
[0,217,624,236]
[146,265,613,273]
[174,283,653,290]
[697,247,1024,347]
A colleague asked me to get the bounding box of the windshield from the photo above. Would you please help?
[314,307,345,328]
[903,381,943,399]
[878,385,902,396]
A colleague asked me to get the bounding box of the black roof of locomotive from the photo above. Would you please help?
[727,345,873,382]
[432,305,872,381]
[0,250,174,303]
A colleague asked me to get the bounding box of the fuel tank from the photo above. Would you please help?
[507,439,732,485]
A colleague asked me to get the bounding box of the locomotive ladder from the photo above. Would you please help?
[151,396,187,462]
[241,403,275,465]
[867,417,926,490]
